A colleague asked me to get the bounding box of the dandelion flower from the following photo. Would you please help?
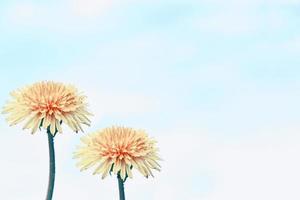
[74,126,161,180]
[2,81,92,200]
[2,81,92,135]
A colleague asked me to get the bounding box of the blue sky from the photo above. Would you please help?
[0,0,300,199]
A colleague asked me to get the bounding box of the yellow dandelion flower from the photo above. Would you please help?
[74,126,161,180]
[2,81,92,135]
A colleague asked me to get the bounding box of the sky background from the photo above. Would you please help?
[0,0,300,199]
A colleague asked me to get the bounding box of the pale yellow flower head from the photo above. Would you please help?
[2,81,92,135]
[74,126,161,180]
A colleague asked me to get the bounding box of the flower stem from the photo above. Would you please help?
[46,129,56,200]
[117,173,126,200]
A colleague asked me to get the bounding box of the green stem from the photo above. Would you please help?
[46,129,56,200]
[117,173,126,200]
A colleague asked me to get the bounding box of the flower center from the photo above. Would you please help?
[33,101,62,115]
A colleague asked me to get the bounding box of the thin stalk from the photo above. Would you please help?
[117,173,126,200]
[46,129,56,200]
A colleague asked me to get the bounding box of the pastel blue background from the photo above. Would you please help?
[0,0,300,199]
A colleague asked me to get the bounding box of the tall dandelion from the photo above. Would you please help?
[74,126,161,200]
[2,81,92,200]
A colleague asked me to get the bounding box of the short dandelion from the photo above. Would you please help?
[74,126,161,200]
[2,81,92,200]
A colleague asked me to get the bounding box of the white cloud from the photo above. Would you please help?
[4,3,41,26]
[0,126,49,199]
[203,135,300,200]
[89,91,159,116]
[192,0,300,6]
[154,127,300,200]
[194,11,259,35]
[186,0,294,36]
[280,36,300,54]
[68,0,117,18]
[1,1,124,33]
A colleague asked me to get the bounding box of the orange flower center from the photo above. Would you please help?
[32,101,62,115]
